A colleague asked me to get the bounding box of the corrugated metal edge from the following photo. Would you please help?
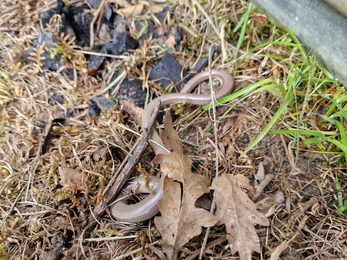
[251,0,347,86]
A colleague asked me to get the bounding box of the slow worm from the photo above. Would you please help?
[111,70,234,222]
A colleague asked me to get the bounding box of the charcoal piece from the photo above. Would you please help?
[58,13,77,37]
[98,23,112,42]
[111,31,139,54]
[115,78,146,107]
[149,52,185,91]
[191,58,208,73]
[64,2,90,15]
[65,109,71,118]
[113,16,131,33]
[154,6,170,22]
[175,26,181,51]
[88,46,107,70]
[157,109,177,125]
[181,47,217,84]
[135,20,158,43]
[88,100,102,117]
[21,32,63,71]
[40,1,92,46]
[92,97,117,109]
[87,33,139,70]
[43,12,77,39]
[88,97,117,118]
[41,0,63,27]
[41,118,66,155]
[48,94,71,117]
[105,3,114,21]
[64,10,92,46]
[41,9,60,28]
[33,126,40,137]
[87,0,102,9]
[49,94,65,106]
[191,47,217,73]
[41,2,76,38]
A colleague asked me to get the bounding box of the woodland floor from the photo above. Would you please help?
[1,0,347,260]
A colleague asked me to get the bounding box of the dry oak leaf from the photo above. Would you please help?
[153,113,217,260]
[154,161,218,260]
[211,174,270,260]
[153,112,191,183]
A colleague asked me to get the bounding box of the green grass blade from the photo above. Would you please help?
[233,4,255,57]
[327,138,347,163]
[334,120,347,147]
[268,129,336,138]
[202,78,276,111]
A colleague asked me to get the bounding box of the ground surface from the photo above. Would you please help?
[1,0,347,259]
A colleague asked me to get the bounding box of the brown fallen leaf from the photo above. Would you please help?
[59,167,87,190]
[116,4,143,18]
[154,114,217,260]
[211,174,270,260]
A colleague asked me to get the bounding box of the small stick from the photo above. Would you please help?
[88,100,161,223]
[89,0,105,49]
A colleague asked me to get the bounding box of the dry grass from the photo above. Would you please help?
[1,0,347,259]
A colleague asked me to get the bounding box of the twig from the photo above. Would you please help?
[199,46,220,260]
[79,101,161,257]
[280,134,294,170]
[89,0,105,49]
[88,100,161,223]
